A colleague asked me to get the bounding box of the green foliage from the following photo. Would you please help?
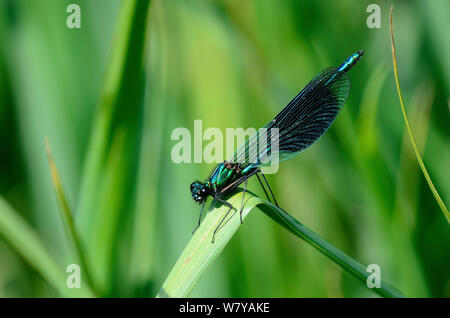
[390,6,449,223]
[76,0,151,295]
[0,0,448,297]
[0,197,93,297]
[158,191,403,298]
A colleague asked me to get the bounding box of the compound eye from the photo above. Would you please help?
[201,188,206,194]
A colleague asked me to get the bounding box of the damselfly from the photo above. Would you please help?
[190,50,364,242]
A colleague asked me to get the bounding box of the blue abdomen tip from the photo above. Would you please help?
[337,50,364,73]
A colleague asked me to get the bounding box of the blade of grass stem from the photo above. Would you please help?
[259,202,404,298]
[389,6,449,223]
[45,137,97,296]
[0,197,94,297]
[76,0,151,294]
[157,191,403,298]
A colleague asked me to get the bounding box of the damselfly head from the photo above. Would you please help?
[190,181,210,204]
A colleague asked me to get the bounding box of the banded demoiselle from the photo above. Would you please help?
[190,50,364,242]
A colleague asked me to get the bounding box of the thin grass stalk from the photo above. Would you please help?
[389,6,449,223]
[45,137,97,296]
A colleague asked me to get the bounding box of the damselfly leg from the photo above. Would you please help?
[257,171,279,207]
[211,196,234,243]
[211,169,258,243]
[192,200,207,234]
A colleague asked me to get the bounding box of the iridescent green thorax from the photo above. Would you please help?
[190,161,244,203]
[208,162,239,191]
[204,160,256,192]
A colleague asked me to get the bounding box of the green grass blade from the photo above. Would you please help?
[0,197,94,297]
[156,192,261,298]
[259,203,404,298]
[390,6,449,223]
[76,0,151,294]
[45,137,97,296]
[157,191,404,298]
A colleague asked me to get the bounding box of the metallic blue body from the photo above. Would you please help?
[337,50,364,73]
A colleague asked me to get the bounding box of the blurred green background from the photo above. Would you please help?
[0,0,449,297]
